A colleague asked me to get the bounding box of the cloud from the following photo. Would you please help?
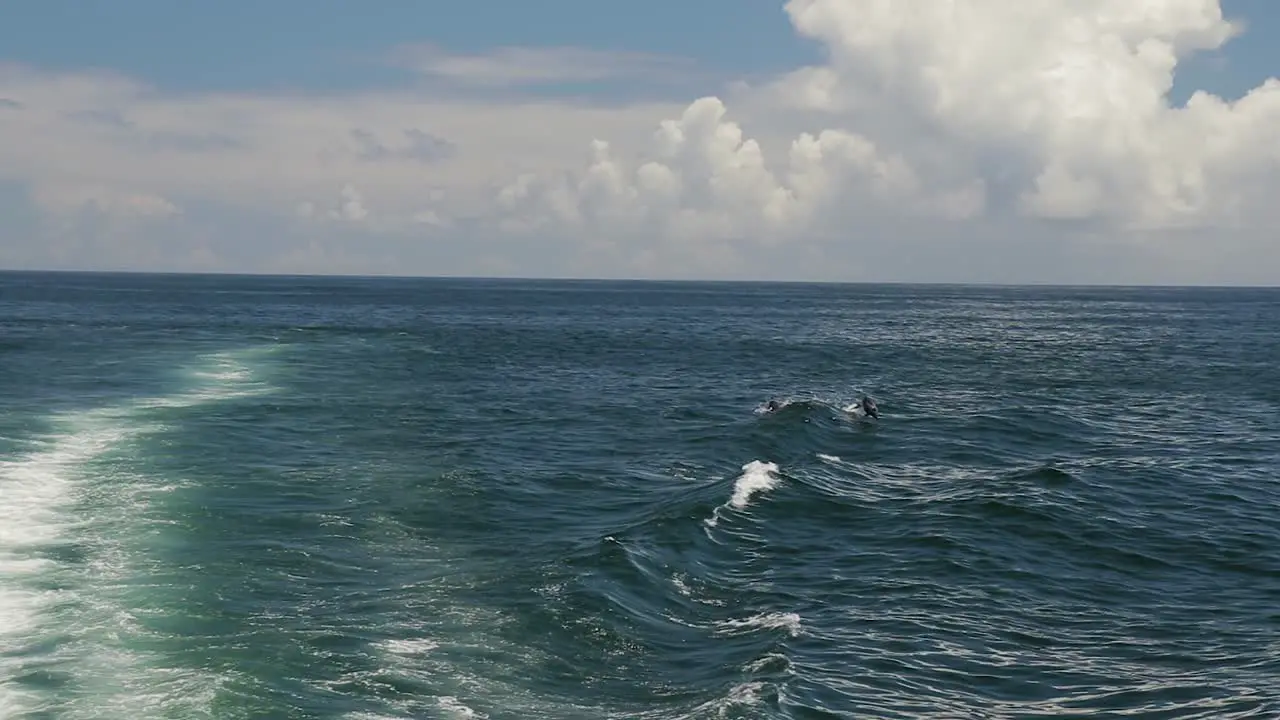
[767,0,1280,233]
[492,94,985,279]
[65,106,245,152]
[0,61,682,228]
[490,0,1280,279]
[390,45,696,88]
[1,2,1279,284]
[30,182,180,219]
[350,127,455,163]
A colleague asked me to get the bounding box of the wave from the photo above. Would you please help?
[424,390,1277,718]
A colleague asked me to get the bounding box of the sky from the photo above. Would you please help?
[1,0,1278,284]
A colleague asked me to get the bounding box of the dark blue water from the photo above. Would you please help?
[1,271,1278,719]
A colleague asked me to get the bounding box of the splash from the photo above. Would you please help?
[730,461,781,509]
[437,696,485,718]
[705,461,782,528]
[716,612,804,638]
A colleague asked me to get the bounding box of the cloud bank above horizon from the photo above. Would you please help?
[1,0,1278,285]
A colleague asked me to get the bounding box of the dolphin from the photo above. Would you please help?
[845,395,879,419]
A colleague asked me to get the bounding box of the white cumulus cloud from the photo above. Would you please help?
[494,94,977,265]
[500,0,1280,262]
[779,0,1280,229]
[1,2,1279,283]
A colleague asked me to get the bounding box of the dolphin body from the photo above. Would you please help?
[759,395,880,420]
[844,395,879,419]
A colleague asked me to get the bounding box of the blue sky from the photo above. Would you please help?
[3,0,1275,100]
[0,0,817,96]
[1,1,1278,284]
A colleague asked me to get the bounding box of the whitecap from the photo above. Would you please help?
[437,695,485,718]
[704,460,782,528]
[378,638,440,656]
[730,461,781,509]
[715,611,803,637]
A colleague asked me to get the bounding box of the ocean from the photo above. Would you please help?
[0,271,1277,719]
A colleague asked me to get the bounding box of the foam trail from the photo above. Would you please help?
[0,348,274,717]
[0,411,131,716]
[348,603,511,720]
[140,349,274,409]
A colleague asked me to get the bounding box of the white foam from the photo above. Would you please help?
[704,460,782,529]
[753,399,792,415]
[669,573,725,606]
[438,696,486,718]
[671,574,693,596]
[358,600,526,719]
[841,401,867,417]
[0,348,274,716]
[715,611,804,637]
[681,681,767,718]
[378,638,439,656]
[744,652,792,674]
[723,681,766,706]
[730,461,780,509]
[139,350,274,409]
[0,413,130,664]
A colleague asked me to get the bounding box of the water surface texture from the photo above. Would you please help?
[1,272,1278,719]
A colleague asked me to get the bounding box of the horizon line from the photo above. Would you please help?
[0,267,1276,291]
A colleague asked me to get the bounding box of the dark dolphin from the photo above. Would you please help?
[859,395,879,419]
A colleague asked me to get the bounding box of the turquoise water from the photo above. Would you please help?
[1,271,1277,719]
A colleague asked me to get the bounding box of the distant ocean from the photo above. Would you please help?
[1,271,1277,719]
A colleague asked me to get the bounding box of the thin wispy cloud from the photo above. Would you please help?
[390,44,699,88]
[350,128,456,163]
